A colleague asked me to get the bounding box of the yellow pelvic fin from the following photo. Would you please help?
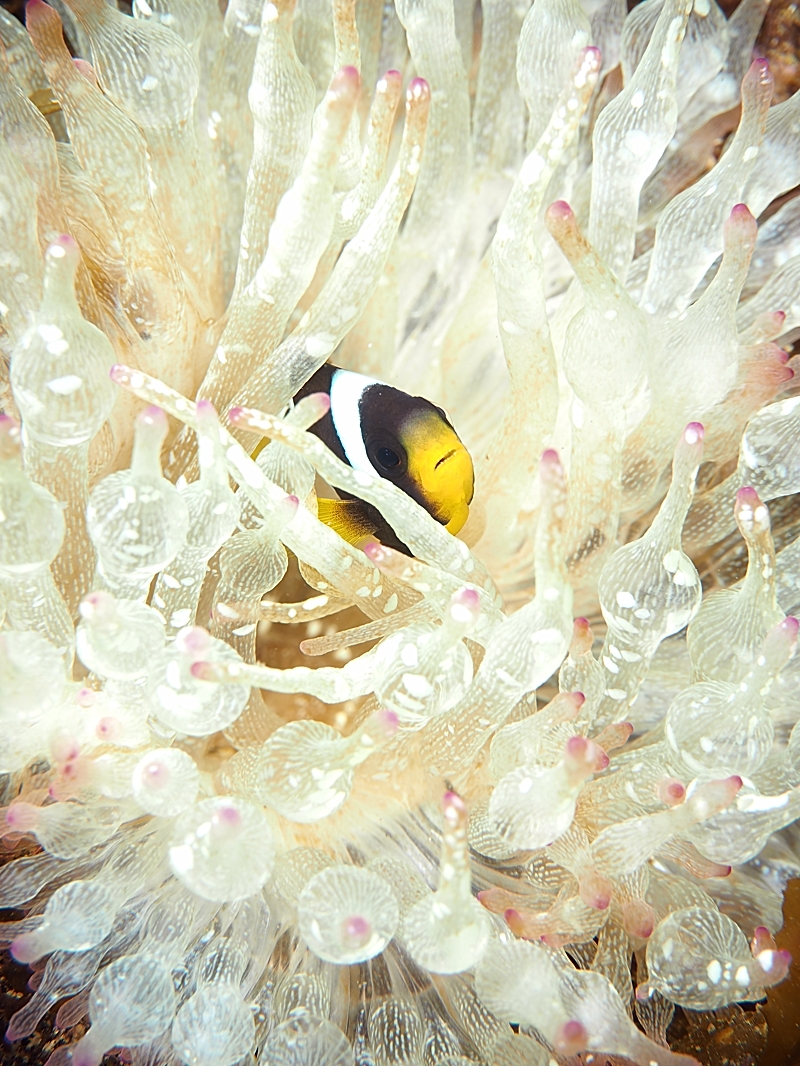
[251,438,268,460]
[29,88,62,117]
[316,498,378,546]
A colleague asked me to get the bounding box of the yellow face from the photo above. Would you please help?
[399,409,475,534]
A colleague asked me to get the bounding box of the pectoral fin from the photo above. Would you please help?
[316,498,380,546]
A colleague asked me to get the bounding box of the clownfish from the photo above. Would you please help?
[293,365,474,554]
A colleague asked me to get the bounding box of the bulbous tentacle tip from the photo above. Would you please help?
[443,789,466,815]
[546,200,572,222]
[749,56,772,79]
[693,775,744,813]
[78,589,115,620]
[330,65,361,97]
[138,405,168,429]
[554,1020,588,1057]
[675,423,705,470]
[657,776,687,806]
[45,235,80,269]
[565,734,588,757]
[175,625,213,658]
[544,201,575,243]
[272,493,300,528]
[49,234,78,250]
[5,802,36,830]
[306,391,332,416]
[734,485,770,532]
[375,69,403,99]
[589,890,611,911]
[747,310,788,345]
[539,448,565,483]
[25,0,56,24]
[779,365,796,390]
[452,587,480,610]
[195,398,217,417]
[729,203,754,223]
[756,947,791,984]
[0,414,22,457]
[361,539,385,562]
[73,58,98,84]
[570,617,594,655]
[725,204,758,249]
[0,413,18,427]
[5,1017,27,1044]
[96,716,123,742]
[751,926,777,954]
[734,485,771,536]
[407,77,430,102]
[49,756,89,799]
[450,586,481,627]
[777,948,792,970]
[374,708,399,737]
[594,720,634,752]
[565,735,608,774]
[76,687,96,708]
[190,660,215,681]
[44,1047,78,1066]
[10,933,39,965]
[503,907,524,934]
[579,870,613,910]
[635,982,653,1002]
[759,615,799,663]
[623,899,656,939]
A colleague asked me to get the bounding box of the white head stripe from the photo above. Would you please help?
[329,369,381,477]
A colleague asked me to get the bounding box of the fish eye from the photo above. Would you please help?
[367,436,407,476]
[376,446,400,469]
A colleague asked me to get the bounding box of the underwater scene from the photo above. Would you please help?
[1,0,800,1063]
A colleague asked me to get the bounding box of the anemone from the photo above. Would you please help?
[1,0,800,1063]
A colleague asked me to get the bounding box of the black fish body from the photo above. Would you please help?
[293,365,474,554]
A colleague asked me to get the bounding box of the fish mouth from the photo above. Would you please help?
[434,448,458,470]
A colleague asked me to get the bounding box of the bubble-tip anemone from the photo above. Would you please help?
[1,0,800,1063]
